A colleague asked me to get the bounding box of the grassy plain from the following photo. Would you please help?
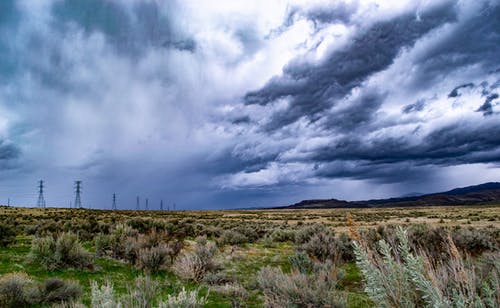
[0,205,498,307]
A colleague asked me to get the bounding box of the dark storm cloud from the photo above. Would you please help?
[402,99,426,113]
[0,141,20,169]
[314,160,436,184]
[1,0,500,208]
[448,83,475,98]
[404,2,500,91]
[0,0,21,81]
[295,119,500,184]
[229,0,500,188]
[326,90,387,132]
[52,0,193,55]
[245,2,456,131]
[477,93,499,116]
[304,2,358,26]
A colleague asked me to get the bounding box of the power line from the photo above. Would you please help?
[37,180,46,208]
[74,181,82,208]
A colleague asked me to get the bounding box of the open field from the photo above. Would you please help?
[0,205,498,307]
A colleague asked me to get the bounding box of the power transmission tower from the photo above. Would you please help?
[112,193,117,210]
[173,203,176,211]
[160,200,163,211]
[37,180,46,208]
[7,198,10,207]
[145,198,149,210]
[136,196,140,210]
[74,181,82,208]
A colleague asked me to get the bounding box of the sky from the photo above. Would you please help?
[0,0,499,210]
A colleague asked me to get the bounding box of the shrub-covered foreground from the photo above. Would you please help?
[0,206,498,307]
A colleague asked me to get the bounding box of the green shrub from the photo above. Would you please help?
[29,232,91,271]
[0,274,82,307]
[289,251,313,274]
[296,224,350,263]
[300,231,338,262]
[256,265,346,307]
[295,223,332,245]
[266,228,295,243]
[95,224,137,259]
[173,238,218,282]
[40,278,82,304]
[452,228,498,255]
[0,224,16,247]
[217,230,248,246]
[137,245,169,274]
[202,271,235,286]
[0,273,38,307]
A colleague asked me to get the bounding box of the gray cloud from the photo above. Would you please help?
[1,0,499,208]
[0,141,19,161]
[403,99,427,113]
[477,93,499,115]
[448,83,475,98]
[245,2,456,131]
[52,0,194,55]
[225,0,500,190]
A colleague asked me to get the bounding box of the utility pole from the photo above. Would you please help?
[145,198,149,210]
[74,181,82,208]
[160,200,163,211]
[37,180,46,208]
[136,196,140,210]
[112,193,117,210]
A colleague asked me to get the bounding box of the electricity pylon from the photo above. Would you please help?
[37,180,46,208]
[74,181,82,208]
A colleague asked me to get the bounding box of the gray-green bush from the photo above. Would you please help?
[29,232,91,271]
[173,238,218,282]
[353,227,499,308]
[256,265,346,308]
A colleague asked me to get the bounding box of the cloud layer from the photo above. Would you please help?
[0,0,499,209]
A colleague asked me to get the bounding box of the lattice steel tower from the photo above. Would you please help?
[74,181,82,208]
[160,200,163,211]
[112,193,117,210]
[145,198,149,210]
[136,196,140,210]
[37,180,46,208]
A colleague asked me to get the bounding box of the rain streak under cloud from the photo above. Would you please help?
[0,0,499,209]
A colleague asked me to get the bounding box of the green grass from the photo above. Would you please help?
[0,236,234,306]
[0,236,372,307]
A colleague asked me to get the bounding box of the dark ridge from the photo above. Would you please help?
[276,182,500,209]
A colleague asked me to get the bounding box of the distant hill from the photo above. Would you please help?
[279,182,500,209]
